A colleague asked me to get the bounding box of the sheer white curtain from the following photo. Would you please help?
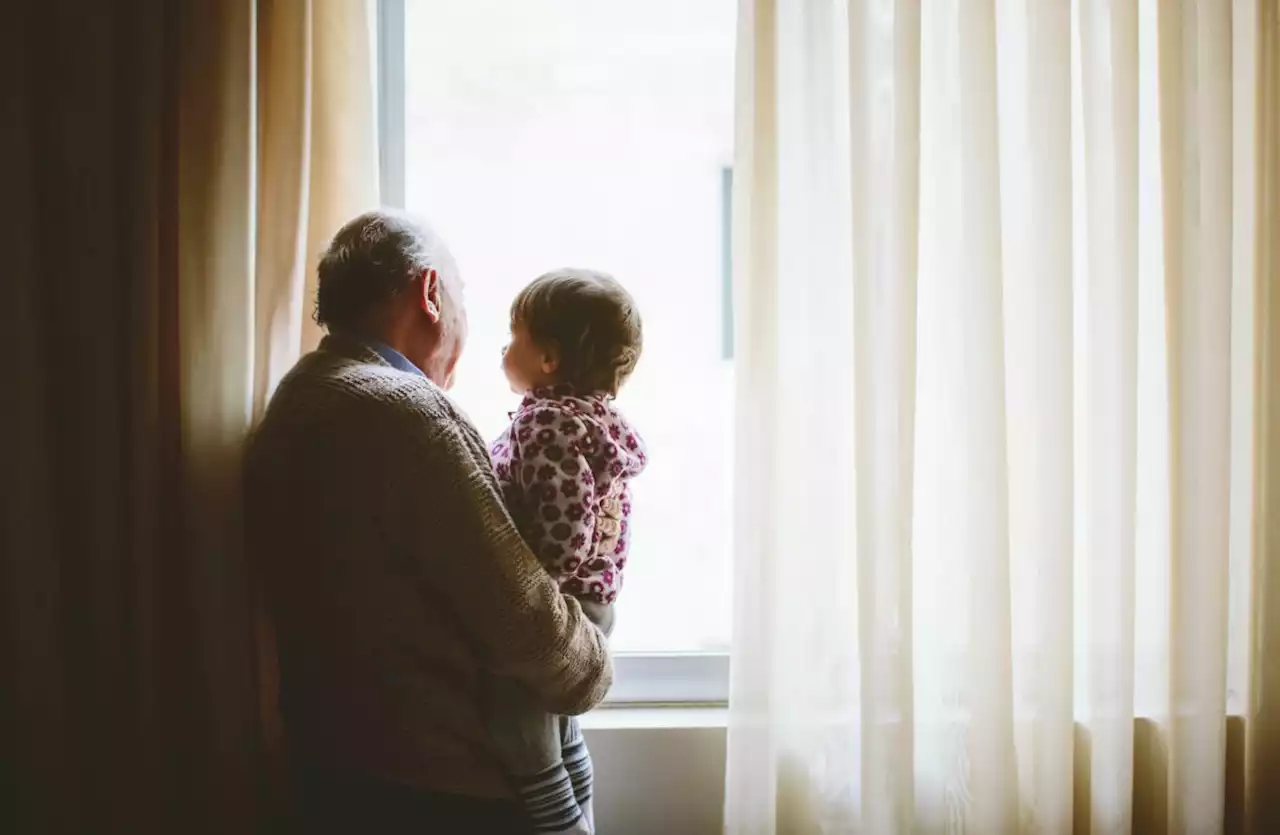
[724,0,1276,832]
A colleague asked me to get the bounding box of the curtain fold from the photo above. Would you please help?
[848,1,920,832]
[301,0,381,355]
[1158,5,1235,831]
[3,1,378,831]
[176,0,262,822]
[725,1,1278,832]
[1012,0,1076,831]
[255,0,315,414]
[1078,1,1139,831]
[954,4,1018,826]
[255,0,380,415]
[1247,5,1280,833]
[723,0,782,829]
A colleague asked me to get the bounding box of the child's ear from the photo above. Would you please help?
[540,343,561,375]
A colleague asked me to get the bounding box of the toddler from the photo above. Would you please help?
[488,268,647,833]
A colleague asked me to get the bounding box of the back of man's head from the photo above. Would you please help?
[314,210,457,333]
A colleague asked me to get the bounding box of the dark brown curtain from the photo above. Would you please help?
[2,2,266,832]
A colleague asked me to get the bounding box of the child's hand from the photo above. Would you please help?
[596,497,622,555]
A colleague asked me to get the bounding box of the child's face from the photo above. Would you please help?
[502,321,558,394]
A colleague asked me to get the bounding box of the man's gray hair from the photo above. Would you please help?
[314,210,457,331]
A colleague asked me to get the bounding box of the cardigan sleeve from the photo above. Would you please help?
[395,408,613,716]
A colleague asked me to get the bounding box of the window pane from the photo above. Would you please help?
[404,0,736,651]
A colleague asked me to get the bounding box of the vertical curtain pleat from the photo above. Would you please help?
[255,0,314,417]
[723,0,781,829]
[177,0,265,825]
[301,1,381,354]
[1078,1,1140,832]
[848,1,920,832]
[954,1,1018,828]
[1005,0,1076,829]
[1248,4,1280,832]
[1159,3,1235,832]
[4,5,84,829]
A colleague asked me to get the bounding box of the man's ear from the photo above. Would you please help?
[418,267,442,323]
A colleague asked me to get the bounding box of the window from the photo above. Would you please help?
[378,0,736,702]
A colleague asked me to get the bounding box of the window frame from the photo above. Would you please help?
[608,652,730,706]
[376,0,730,706]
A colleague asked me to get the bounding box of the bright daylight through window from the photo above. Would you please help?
[383,0,736,666]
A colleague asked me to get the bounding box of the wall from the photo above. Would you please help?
[584,715,727,835]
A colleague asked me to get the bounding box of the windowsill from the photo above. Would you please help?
[582,704,729,731]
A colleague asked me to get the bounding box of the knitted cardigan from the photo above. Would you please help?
[244,334,612,799]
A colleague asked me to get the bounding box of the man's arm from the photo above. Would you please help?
[395,406,612,716]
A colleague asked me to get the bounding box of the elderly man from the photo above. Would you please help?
[244,211,612,833]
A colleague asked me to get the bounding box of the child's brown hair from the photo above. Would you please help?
[511,268,642,395]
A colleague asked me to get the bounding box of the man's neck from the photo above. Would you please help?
[341,326,426,378]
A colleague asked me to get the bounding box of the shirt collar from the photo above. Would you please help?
[365,339,425,377]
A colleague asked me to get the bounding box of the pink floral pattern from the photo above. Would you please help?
[492,384,647,604]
